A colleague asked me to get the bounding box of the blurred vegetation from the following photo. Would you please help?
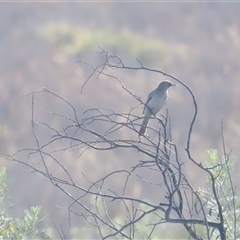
[39,23,184,66]
[0,2,240,238]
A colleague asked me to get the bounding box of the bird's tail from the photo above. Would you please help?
[139,117,149,136]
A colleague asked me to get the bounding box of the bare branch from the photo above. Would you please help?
[4,51,234,239]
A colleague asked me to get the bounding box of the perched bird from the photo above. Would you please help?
[139,80,177,136]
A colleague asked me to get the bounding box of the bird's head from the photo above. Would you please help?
[158,80,177,91]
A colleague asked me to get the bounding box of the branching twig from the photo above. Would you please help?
[3,51,232,240]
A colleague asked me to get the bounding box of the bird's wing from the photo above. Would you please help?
[143,90,154,114]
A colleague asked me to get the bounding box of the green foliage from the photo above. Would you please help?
[38,23,184,65]
[0,167,47,239]
[199,149,240,239]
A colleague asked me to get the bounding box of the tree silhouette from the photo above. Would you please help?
[5,50,239,239]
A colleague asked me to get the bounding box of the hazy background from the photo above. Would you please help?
[1,2,240,239]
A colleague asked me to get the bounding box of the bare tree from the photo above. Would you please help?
[4,50,239,239]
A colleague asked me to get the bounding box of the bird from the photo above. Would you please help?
[139,80,177,136]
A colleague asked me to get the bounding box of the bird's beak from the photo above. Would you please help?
[171,83,178,87]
